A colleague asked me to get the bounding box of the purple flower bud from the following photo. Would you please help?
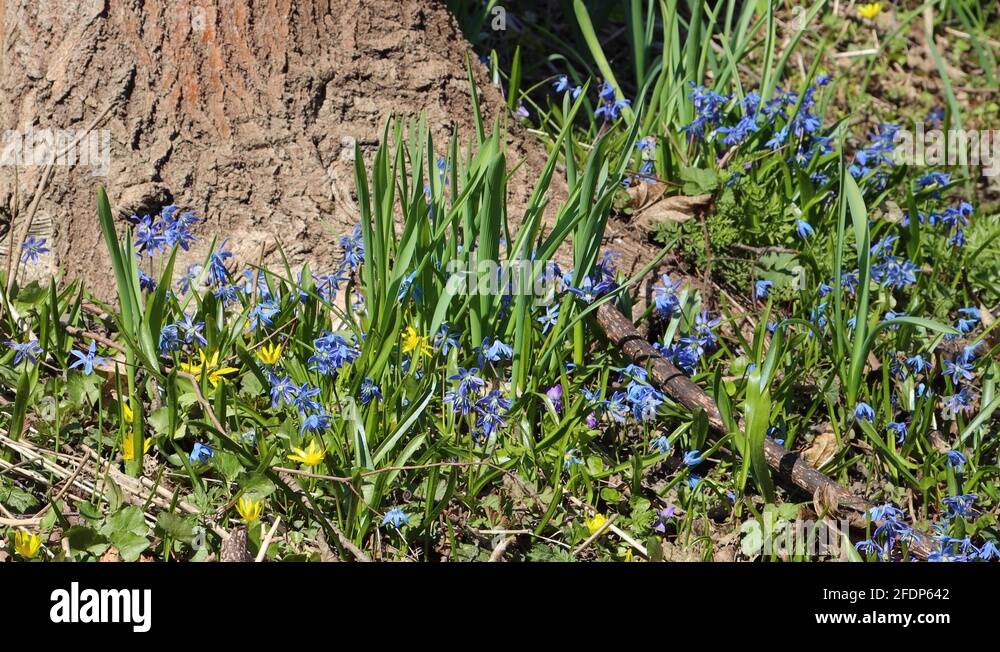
[545,384,564,413]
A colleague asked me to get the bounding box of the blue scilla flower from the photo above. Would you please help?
[867,503,905,522]
[292,383,322,414]
[359,377,382,405]
[207,241,234,286]
[795,220,814,239]
[397,271,417,302]
[956,306,979,334]
[19,235,50,264]
[537,303,560,333]
[656,341,700,375]
[650,435,671,455]
[309,332,360,376]
[7,339,43,365]
[916,171,950,190]
[134,215,167,256]
[716,115,759,146]
[682,83,729,139]
[625,380,664,422]
[617,364,648,382]
[247,300,279,333]
[340,225,365,271]
[69,341,106,376]
[854,402,875,422]
[946,450,967,470]
[765,124,789,150]
[754,279,773,299]
[943,386,974,416]
[886,421,908,444]
[475,390,512,438]
[382,507,409,529]
[158,323,181,353]
[449,367,486,397]
[855,538,886,558]
[943,355,975,384]
[686,474,702,490]
[906,354,930,374]
[213,284,240,305]
[694,311,721,349]
[138,270,157,292]
[594,81,631,121]
[976,541,1000,560]
[314,269,349,303]
[189,442,214,465]
[177,264,202,295]
[604,391,629,424]
[563,448,584,470]
[268,374,298,408]
[567,275,614,304]
[300,410,331,435]
[871,255,919,289]
[553,75,581,98]
[653,274,683,316]
[941,493,977,519]
[682,450,703,467]
[480,337,513,363]
[434,324,460,356]
[174,314,207,348]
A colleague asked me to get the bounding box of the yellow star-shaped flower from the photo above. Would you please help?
[401,326,432,357]
[287,439,325,467]
[14,529,41,559]
[181,350,239,387]
[122,436,153,461]
[235,496,264,523]
[584,513,609,536]
[255,342,282,366]
[857,2,882,20]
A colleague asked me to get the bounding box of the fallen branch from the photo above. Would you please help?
[594,302,937,560]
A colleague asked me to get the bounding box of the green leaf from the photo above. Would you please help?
[109,531,150,562]
[155,512,196,543]
[67,525,110,556]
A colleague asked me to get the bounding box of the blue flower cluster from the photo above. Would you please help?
[134,204,199,257]
[443,367,510,444]
[308,332,360,376]
[654,309,721,376]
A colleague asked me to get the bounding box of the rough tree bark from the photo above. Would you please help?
[0,0,549,298]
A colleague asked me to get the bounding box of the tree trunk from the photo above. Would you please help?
[0,0,543,298]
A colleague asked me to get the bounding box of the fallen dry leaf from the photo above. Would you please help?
[802,430,838,468]
[635,193,713,229]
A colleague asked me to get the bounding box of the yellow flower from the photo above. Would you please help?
[182,350,239,387]
[179,350,239,387]
[401,326,432,357]
[857,2,882,20]
[179,353,204,376]
[235,496,263,523]
[584,513,608,536]
[121,436,153,461]
[287,439,325,467]
[122,402,134,423]
[205,351,239,387]
[14,529,41,559]
[623,548,634,562]
[256,342,282,366]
